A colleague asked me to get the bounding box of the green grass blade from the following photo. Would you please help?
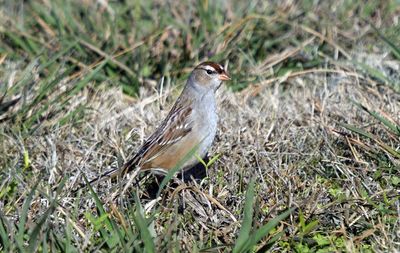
[258,231,284,252]
[232,179,255,253]
[20,66,69,113]
[250,208,295,250]
[58,104,86,126]
[9,59,39,94]
[41,231,48,253]
[64,217,73,253]
[299,209,305,230]
[206,153,221,167]
[133,193,155,253]
[68,59,109,98]
[339,122,400,159]
[368,111,400,136]
[0,210,11,251]
[369,22,400,60]
[27,176,67,252]
[83,175,125,249]
[339,122,374,139]
[302,219,319,235]
[39,42,78,71]
[26,200,57,252]
[16,180,39,253]
[351,100,400,136]
[4,31,35,56]
[352,61,389,83]
[352,60,399,92]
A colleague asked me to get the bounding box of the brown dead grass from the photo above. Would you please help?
[2,52,398,251]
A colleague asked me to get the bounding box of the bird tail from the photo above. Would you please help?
[86,167,121,185]
[73,154,140,193]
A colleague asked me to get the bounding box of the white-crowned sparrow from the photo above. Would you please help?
[89,61,230,184]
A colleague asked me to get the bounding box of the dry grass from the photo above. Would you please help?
[1,0,399,252]
[3,58,399,251]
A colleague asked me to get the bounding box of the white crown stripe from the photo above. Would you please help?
[203,65,219,71]
[202,65,224,73]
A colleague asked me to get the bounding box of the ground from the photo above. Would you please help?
[0,0,399,252]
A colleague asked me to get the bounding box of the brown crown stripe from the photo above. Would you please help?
[196,61,225,74]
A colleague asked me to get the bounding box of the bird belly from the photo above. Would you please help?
[141,132,201,171]
[196,115,217,159]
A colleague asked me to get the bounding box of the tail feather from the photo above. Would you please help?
[86,167,121,185]
[73,154,141,193]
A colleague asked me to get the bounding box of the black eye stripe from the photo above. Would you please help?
[200,67,219,75]
[196,62,225,74]
[197,61,226,74]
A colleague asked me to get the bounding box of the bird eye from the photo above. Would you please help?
[206,69,214,75]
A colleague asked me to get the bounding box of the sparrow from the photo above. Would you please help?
[87,61,230,186]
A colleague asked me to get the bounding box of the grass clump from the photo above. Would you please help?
[1,0,399,251]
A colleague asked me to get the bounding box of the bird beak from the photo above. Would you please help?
[218,72,231,81]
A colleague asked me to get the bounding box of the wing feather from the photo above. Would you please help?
[121,98,193,175]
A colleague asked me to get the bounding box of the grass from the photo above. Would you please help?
[1,0,399,252]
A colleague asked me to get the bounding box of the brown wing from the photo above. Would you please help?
[121,99,193,175]
[83,97,194,187]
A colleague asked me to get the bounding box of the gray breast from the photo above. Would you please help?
[195,93,218,158]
